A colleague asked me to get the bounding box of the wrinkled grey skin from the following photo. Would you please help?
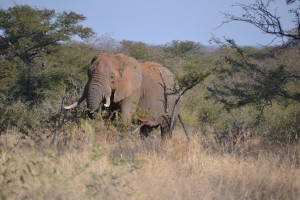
[64,53,181,139]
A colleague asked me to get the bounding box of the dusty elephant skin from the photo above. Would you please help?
[64,53,181,139]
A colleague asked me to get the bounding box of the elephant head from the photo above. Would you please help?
[64,53,143,114]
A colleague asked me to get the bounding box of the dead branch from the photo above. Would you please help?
[221,0,300,44]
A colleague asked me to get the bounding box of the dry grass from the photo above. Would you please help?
[1,127,300,200]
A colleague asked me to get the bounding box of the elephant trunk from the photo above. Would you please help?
[87,74,111,111]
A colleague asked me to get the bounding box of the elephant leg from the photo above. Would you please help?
[120,100,138,126]
[119,89,141,125]
[160,115,172,139]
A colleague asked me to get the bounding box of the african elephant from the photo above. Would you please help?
[64,53,181,139]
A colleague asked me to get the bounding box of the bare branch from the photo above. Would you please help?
[157,67,211,139]
[158,68,169,113]
[222,0,300,44]
[178,114,190,141]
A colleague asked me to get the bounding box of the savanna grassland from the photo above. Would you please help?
[1,126,300,200]
[1,4,300,200]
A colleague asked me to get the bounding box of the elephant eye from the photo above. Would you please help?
[110,75,115,79]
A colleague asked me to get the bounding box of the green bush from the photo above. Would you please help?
[0,100,40,132]
[264,102,300,142]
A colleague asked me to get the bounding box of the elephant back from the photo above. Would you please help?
[139,62,180,124]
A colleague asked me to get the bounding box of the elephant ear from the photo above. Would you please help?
[114,56,143,103]
[87,55,98,78]
[90,55,97,64]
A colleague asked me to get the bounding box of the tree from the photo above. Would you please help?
[0,5,94,102]
[221,0,300,45]
[120,40,150,60]
[209,0,300,126]
[163,40,202,57]
[208,40,300,109]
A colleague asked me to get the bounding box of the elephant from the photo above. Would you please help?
[64,53,181,139]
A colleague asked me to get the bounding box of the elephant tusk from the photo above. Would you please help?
[64,94,86,110]
[104,96,111,107]
[64,102,78,109]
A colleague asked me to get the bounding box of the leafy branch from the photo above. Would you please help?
[208,40,300,112]
[169,71,211,131]
[0,5,94,103]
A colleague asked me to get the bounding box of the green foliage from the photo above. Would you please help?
[0,5,94,62]
[264,102,300,141]
[0,101,39,132]
[161,40,211,74]
[174,71,211,97]
[208,40,300,110]
[120,40,150,60]
[0,41,97,132]
[0,5,94,104]
[80,119,103,160]
[0,59,22,97]
[0,5,299,143]
[211,0,300,141]
[163,40,202,57]
[204,40,300,141]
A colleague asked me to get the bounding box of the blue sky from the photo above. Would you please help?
[0,0,296,46]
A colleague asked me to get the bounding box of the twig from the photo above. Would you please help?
[56,96,66,133]
[178,114,190,141]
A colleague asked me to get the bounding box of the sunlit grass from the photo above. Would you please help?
[1,127,299,200]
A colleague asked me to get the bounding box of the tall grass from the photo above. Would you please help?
[1,127,299,200]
